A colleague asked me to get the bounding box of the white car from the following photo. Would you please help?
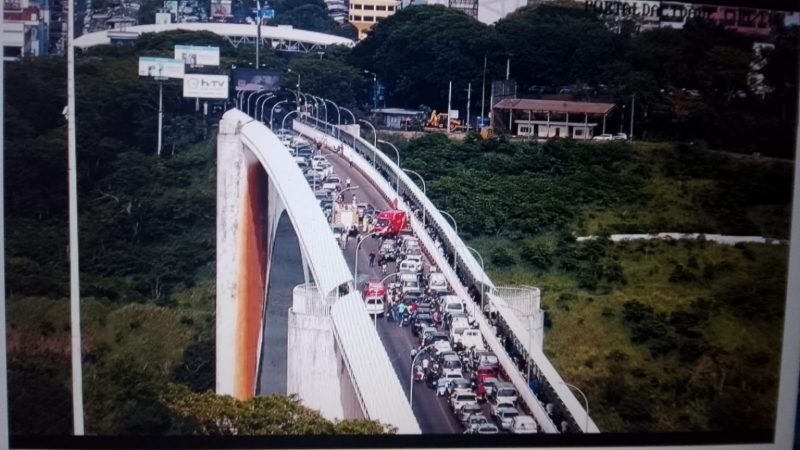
[401,254,424,272]
[449,316,471,344]
[489,397,516,417]
[450,392,478,413]
[592,133,613,141]
[510,415,538,434]
[492,382,519,405]
[459,328,485,351]
[427,272,448,295]
[612,132,628,141]
[495,406,520,430]
[365,297,384,316]
[443,296,465,318]
[440,354,463,377]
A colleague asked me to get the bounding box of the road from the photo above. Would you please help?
[323,147,464,434]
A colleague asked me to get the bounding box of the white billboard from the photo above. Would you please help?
[175,45,220,67]
[138,56,184,79]
[183,74,229,99]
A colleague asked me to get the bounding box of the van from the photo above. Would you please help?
[398,259,419,273]
[443,297,465,317]
[427,272,448,295]
[362,281,386,316]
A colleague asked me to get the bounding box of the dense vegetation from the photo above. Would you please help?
[387,132,791,431]
[353,3,798,157]
[3,41,380,435]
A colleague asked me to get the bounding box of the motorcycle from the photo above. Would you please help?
[401,312,411,327]
[413,365,424,382]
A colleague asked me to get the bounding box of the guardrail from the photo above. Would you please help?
[294,119,582,433]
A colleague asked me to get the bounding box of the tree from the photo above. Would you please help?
[162,384,396,435]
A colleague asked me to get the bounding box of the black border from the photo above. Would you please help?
[11,431,774,449]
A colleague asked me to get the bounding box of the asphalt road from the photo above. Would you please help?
[257,213,303,396]
[324,148,464,434]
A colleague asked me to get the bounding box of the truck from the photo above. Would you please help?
[372,210,407,237]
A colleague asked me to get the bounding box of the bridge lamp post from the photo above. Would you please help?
[237,90,247,109]
[439,210,458,267]
[409,343,436,408]
[313,95,328,128]
[363,69,378,112]
[403,169,426,227]
[358,119,377,167]
[288,68,301,110]
[323,98,341,139]
[259,95,279,123]
[562,381,589,434]
[464,245,486,316]
[281,110,299,131]
[255,93,275,123]
[340,106,357,151]
[271,100,288,130]
[352,230,380,285]
[377,139,400,194]
[245,90,261,116]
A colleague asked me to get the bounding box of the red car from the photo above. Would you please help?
[476,376,499,401]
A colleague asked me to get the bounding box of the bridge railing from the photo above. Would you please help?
[292,284,332,316]
[294,119,603,433]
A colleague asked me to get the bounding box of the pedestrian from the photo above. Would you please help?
[352,194,357,207]
[382,262,387,275]
[346,177,351,188]
[349,156,353,167]
[368,252,375,267]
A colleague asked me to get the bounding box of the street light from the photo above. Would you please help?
[281,110,299,131]
[237,90,247,109]
[359,118,377,153]
[271,100,288,130]
[503,302,542,383]
[255,93,275,122]
[245,90,261,116]
[323,98,341,139]
[340,106,357,150]
[363,69,378,112]
[377,139,400,194]
[313,95,328,127]
[403,169,426,227]
[562,381,590,434]
[259,95,278,123]
[288,68,301,109]
[353,231,381,291]
[410,343,436,408]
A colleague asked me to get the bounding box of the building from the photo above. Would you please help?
[492,98,616,140]
[3,0,49,60]
[348,0,399,40]
[372,108,423,129]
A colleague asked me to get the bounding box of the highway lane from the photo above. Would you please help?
[323,147,463,434]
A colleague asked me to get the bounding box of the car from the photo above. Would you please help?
[489,397,516,417]
[401,278,422,295]
[412,313,433,337]
[440,354,463,377]
[475,423,500,434]
[476,376,499,400]
[449,392,478,413]
[463,413,490,433]
[311,155,329,166]
[510,415,537,434]
[612,132,628,140]
[592,133,613,141]
[427,272,449,295]
[474,351,500,372]
[404,253,424,272]
[457,404,484,425]
[322,180,340,191]
[398,259,420,273]
[432,340,453,356]
[445,377,472,396]
[419,326,438,346]
[423,331,449,347]
[460,328,485,351]
[435,378,450,396]
[495,406,520,430]
[443,296,466,320]
[492,382,519,405]
[331,225,345,242]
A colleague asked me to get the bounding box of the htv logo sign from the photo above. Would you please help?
[184,75,229,99]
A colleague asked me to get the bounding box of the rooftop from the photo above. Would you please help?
[494,98,616,115]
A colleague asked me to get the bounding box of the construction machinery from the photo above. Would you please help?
[425,110,466,132]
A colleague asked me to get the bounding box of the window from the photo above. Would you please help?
[574,128,583,137]
[376,5,386,10]
[353,14,362,20]
[364,15,375,21]
[387,5,395,11]
[353,4,362,9]
[363,4,374,10]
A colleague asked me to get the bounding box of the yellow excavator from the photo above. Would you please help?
[425,110,465,132]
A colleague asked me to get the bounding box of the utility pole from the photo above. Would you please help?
[0,0,8,445]
[67,0,85,435]
[157,80,163,156]
[506,58,510,81]
[447,81,452,135]
[466,82,471,133]
[630,93,635,141]
[481,55,486,124]
[255,0,261,68]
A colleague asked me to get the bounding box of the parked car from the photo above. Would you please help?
[473,351,500,372]
[492,382,519,405]
[445,377,473,396]
[510,415,538,434]
[476,423,500,434]
[489,397,516,417]
[612,132,628,140]
[592,133,613,141]
[460,328,486,351]
[440,354,463,377]
[427,272,449,295]
[463,414,490,433]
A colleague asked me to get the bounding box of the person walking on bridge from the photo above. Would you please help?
[346,177,351,188]
[368,252,375,267]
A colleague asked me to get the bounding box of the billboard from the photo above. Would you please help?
[210,0,232,18]
[138,56,184,79]
[232,69,281,92]
[183,74,229,99]
[175,45,220,67]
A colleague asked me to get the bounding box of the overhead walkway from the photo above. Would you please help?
[75,23,354,51]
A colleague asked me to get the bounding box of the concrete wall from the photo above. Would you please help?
[286,308,345,420]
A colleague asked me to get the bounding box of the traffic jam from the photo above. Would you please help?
[278,128,541,435]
